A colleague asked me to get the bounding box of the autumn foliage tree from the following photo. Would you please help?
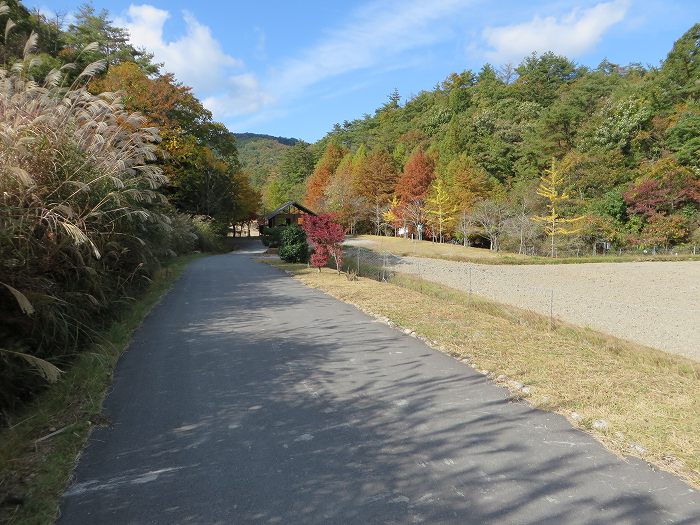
[532,159,585,256]
[624,158,700,218]
[305,143,347,210]
[357,150,399,204]
[91,60,246,229]
[324,153,367,232]
[426,177,457,242]
[443,153,492,211]
[302,214,346,273]
[395,149,435,203]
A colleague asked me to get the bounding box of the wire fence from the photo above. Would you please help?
[342,245,700,354]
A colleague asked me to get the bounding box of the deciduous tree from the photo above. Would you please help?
[305,143,347,210]
[356,149,398,204]
[425,177,457,242]
[395,149,435,203]
[532,159,585,257]
[471,199,511,251]
[302,214,346,273]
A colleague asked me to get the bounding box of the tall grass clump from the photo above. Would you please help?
[0,9,197,416]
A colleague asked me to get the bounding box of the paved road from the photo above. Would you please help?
[58,241,700,524]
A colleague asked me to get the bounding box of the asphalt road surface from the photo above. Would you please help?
[58,240,700,524]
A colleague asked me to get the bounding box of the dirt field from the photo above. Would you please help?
[388,256,700,361]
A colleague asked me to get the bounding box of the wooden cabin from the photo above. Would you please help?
[263,201,316,228]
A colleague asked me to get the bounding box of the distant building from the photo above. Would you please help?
[263,201,316,228]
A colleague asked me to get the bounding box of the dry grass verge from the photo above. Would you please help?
[0,254,204,525]
[351,234,700,265]
[265,260,700,488]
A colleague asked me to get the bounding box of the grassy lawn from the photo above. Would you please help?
[350,234,700,265]
[0,253,204,525]
[266,259,700,488]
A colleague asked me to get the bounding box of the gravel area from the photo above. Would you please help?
[388,256,700,361]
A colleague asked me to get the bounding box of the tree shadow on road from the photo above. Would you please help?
[58,255,700,524]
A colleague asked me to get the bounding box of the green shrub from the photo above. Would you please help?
[261,225,286,248]
[279,225,309,263]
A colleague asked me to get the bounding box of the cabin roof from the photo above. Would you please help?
[264,201,316,221]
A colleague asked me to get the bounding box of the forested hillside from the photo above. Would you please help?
[235,133,298,193]
[235,132,298,147]
[0,1,258,410]
[297,25,700,254]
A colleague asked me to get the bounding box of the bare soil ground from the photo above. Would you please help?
[389,256,700,360]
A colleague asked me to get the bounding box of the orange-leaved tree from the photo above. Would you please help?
[305,143,347,211]
[395,149,435,203]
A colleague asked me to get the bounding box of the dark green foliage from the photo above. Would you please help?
[260,226,286,247]
[235,132,299,147]
[514,52,584,106]
[654,23,700,107]
[666,110,700,168]
[279,141,316,186]
[591,189,628,222]
[62,3,158,75]
[279,225,309,263]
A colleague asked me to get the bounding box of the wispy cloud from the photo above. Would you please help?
[271,0,474,97]
[481,0,629,63]
[253,27,267,60]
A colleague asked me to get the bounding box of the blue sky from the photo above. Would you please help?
[32,0,699,142]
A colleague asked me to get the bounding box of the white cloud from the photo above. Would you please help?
[116,4,272,121]
[117,5,242,92]
[481,0,629,63]
[203,74,275,118]
[272,0,474,97]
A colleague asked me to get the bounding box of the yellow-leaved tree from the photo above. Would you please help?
[383,195,402,236]
[533,159,585,257]
[426,177,457,242]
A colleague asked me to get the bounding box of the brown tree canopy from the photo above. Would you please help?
[395,149,435,203]
[357,149,399,204]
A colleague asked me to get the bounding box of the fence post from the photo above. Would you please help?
[357,247,360,276]
[417,257,423,292]
[549,289,554,331]
[381,251,387,282]
[467,265,473,305]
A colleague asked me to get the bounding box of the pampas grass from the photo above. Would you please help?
[0,5,197,413]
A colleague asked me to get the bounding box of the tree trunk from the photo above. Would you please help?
[551,220,556,258]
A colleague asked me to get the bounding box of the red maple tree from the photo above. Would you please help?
[302,214,346,273]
